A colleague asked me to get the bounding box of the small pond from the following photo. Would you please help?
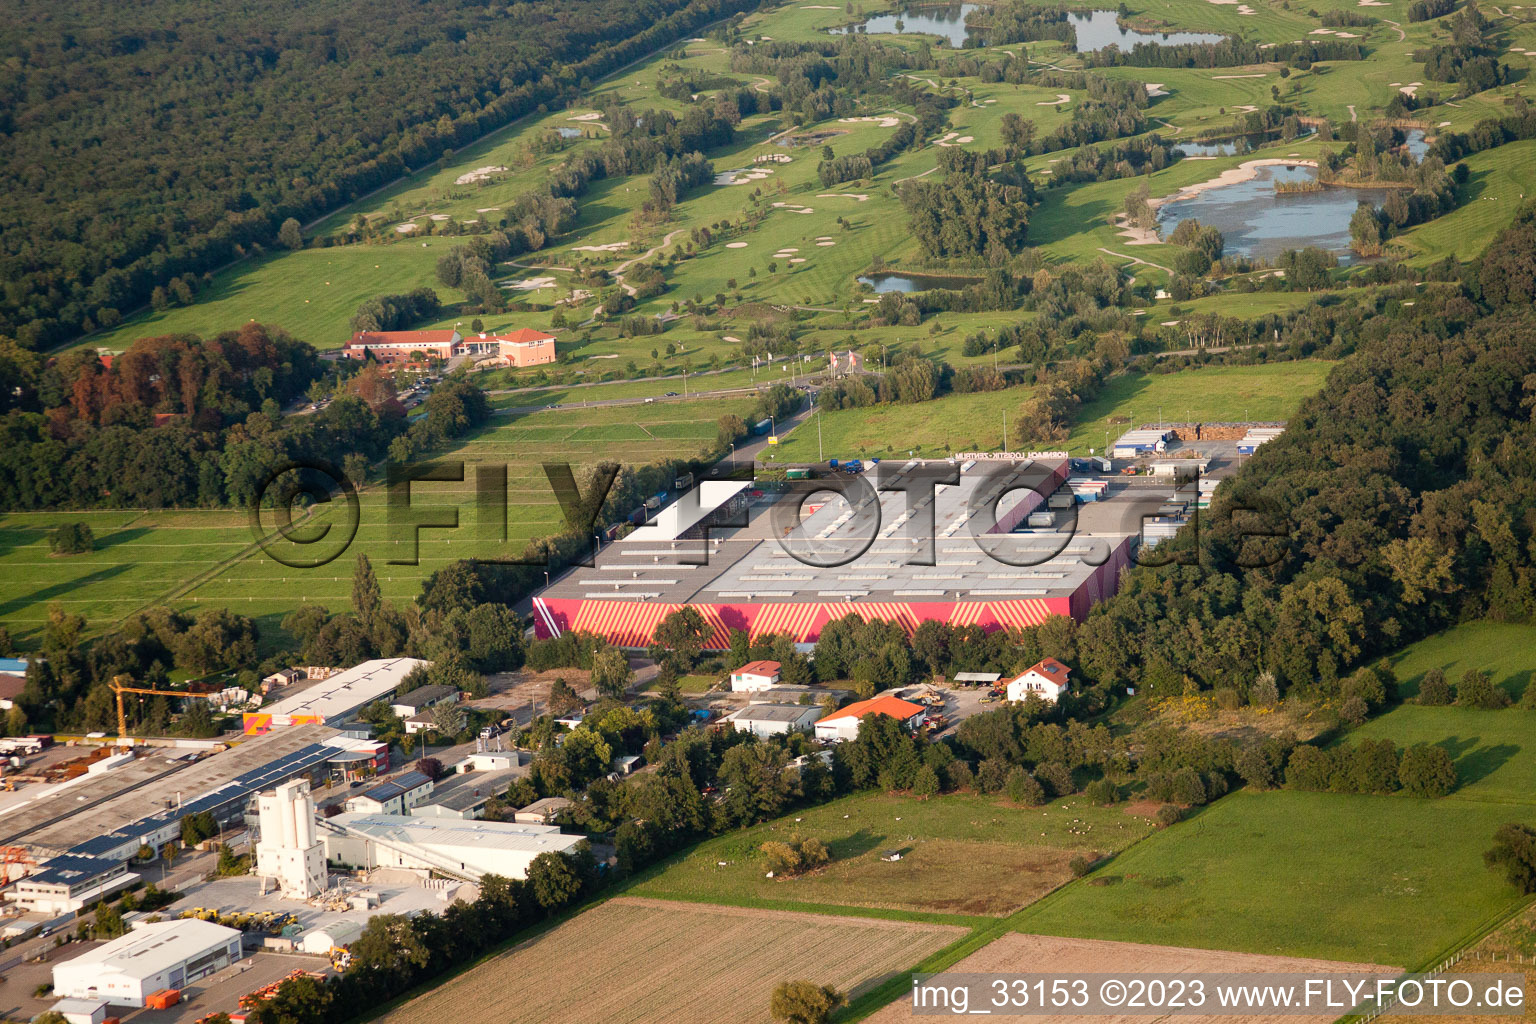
[1156,163,1402,261]
[830,3,982,47]
[858,271,982,293]
[1069,10,1223,51]
[557,126,583,139]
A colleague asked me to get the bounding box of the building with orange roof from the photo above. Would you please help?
[338,327,555,366]
[1005,657,1072,703]
[813,695,927,742]
[341,329,462,364]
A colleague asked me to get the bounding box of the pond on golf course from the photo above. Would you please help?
[1156,163,1401,261]
[858,271,982,293]
[830,5,1224,50]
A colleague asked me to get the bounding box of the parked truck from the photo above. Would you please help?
[673,472,694,490]
[753,418,773,435]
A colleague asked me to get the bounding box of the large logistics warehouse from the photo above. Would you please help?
[533,457,1155,651]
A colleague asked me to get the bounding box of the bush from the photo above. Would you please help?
[771,980,846,1024]
[49,522,94,555]
[1485,824,1536,894]
[1457,670,1511,709]
[1005,767,1046,806]
[1417,667,1452,705]
[1339,695,1369,726]
[1154,805,1183,827]
[1398,743,1458,797]
[1069,854,1095,877]
[912,764,941,798]
[1033,760,1074,798]
[1085,778,1120,806]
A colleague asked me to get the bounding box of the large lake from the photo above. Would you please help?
[1157,164,1400,261]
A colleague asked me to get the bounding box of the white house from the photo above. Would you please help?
[344,770,435,815]
[390,684,459,719]
[813,695,927,743]
[52,920,243,1006]
[729,660,782,692]
[1005,658,1072,703]
[723,703,820,738]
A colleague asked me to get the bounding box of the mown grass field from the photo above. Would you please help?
[0,398,749,645]
[378,896,966,1024]
[766,385,1035,464]
[1063,361,1335,453]
[630,790,1157,918]
[0,509,257,645]
[1012,789,1535,968]
[178,397,750,627]
[1384,621,1536,701]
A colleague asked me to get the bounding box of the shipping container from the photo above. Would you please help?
[786,468,811,480]
[673,472,694,491]
[753,418,772,435]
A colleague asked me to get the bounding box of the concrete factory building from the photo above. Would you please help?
[532,458,1145,651]
[243,657,428,734]
[256,779,326,899]
[322,813,584,881]
[8,855,136,916]
[52,919,243,1006]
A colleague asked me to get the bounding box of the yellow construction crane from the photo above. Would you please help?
[110,674,219,741]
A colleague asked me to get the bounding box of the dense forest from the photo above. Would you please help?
[0,0,758,350]
[0,324,491,508]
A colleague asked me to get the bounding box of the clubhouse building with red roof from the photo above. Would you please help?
[340,328,556,366]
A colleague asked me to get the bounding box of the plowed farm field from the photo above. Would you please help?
[377,897,966,1024]
[867,932,1398,1023]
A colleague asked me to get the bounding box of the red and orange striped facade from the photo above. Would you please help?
[531,535,1134,648]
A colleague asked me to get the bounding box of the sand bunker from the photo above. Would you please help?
[839,115,901,128]
[1038,93,1071,105]
[505,276,555,290]
[476,207,500,213]
[430,214,451,221]
[568,112,603,121]
[789,258,807,263]
[726,241,749,249]
[816,193,869,201]
[455,166,506,185]
[572,242,628,252]
[1400,81,1422,96]
[1145,83,1168,97]
[395,223,418,233]
[1164,157,1320,205]
[816,241,836,246]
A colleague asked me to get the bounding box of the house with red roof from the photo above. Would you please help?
[729,660,782,692]
[1005,657,1072,703]
[814,695,927,742]
[341,329,462,364]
